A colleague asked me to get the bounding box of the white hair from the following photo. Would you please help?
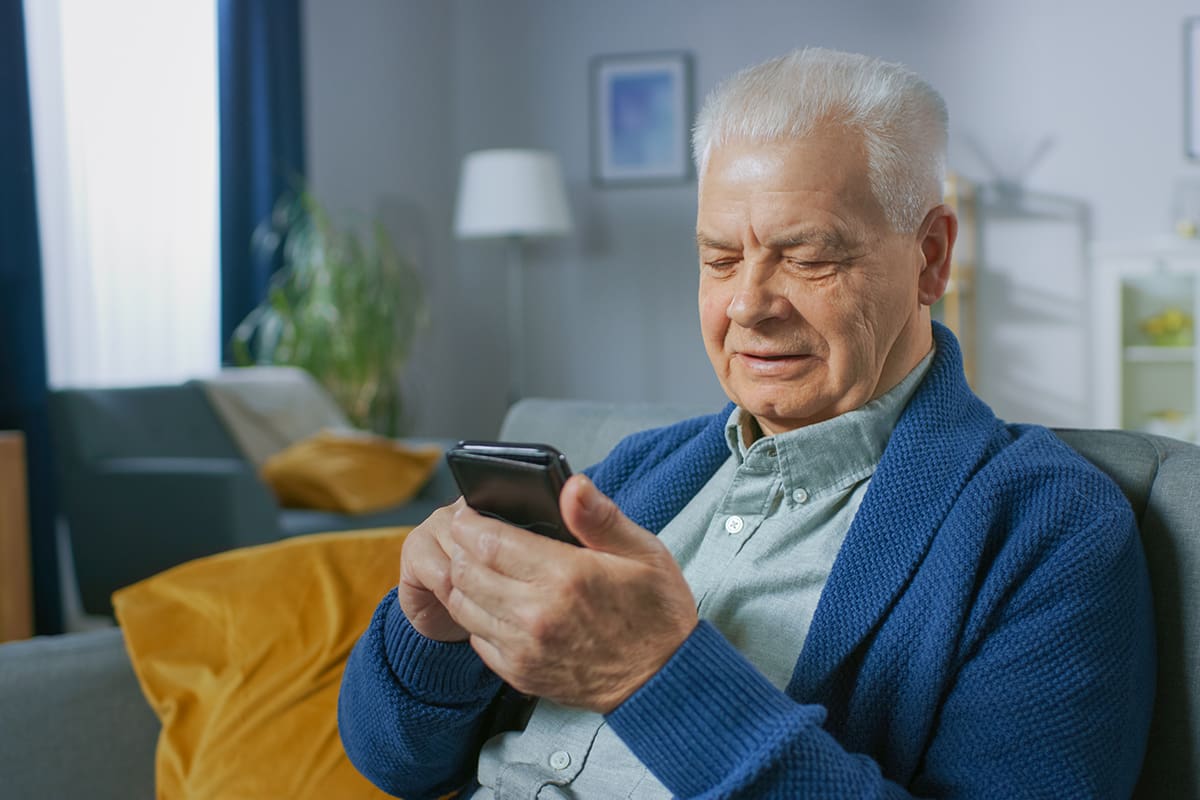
[693,48,948,232]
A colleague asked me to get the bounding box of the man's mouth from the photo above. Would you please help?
[736,348,810,360]
[734,351,815,374]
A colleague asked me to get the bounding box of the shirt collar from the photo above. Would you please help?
[723,345,936,500]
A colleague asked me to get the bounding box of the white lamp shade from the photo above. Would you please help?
[454,149,572,239]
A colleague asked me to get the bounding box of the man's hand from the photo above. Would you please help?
[397,499,472,642]
[444,474,698,714]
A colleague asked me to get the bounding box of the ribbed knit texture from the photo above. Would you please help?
[338,590,500,799]
[339,324,1155,799]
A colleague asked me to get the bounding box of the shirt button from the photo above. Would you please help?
[765,445,777,457]
[724,515,745,534]
[549,750,571,770]
[792,488,809,504]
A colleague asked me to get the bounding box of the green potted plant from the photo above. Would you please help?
[231,192,426,437]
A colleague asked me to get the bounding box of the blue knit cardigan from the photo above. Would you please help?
[338,324,1155,799]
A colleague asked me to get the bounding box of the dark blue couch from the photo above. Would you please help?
[49,381,456,616]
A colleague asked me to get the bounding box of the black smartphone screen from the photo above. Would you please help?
[445,441,578,545]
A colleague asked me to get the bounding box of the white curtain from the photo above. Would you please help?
[24,0,220,388]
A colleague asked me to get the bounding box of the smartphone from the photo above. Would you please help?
[445,441,578,545]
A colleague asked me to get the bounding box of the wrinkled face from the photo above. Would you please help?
[697,131,941,435]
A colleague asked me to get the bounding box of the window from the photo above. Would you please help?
[25,0,219,387]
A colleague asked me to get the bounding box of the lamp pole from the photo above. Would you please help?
[506,235,525,408]
[453,148,572,410]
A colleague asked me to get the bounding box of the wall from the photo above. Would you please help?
[304,0,1200,438]
[301,0,460,434]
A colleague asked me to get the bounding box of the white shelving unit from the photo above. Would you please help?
[1093,238,1199,443]
[1123,346,1196,363]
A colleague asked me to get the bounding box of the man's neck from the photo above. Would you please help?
[740,414,765,447]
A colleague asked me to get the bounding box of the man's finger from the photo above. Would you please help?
[559,474,664,560]
[449,504,574,581]
[446,581,524,646]
[401,535,454,606]
[448,545,533,630]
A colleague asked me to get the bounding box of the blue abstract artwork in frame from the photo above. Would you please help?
[592,52,691,185]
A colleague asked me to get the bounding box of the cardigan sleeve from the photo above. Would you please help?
[333,412,725,799]
[608,621,916,798]
[607,494,1155,799]
[337,589,503,799]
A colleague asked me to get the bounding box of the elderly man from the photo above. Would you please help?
[339,48,1154,798]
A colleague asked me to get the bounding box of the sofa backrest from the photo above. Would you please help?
[49,383,242,465]
[0,627,157,800]
[501,399,1200,799]
[1056,429,1200,800]
[500,398,717,471]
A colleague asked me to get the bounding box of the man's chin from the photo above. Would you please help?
[737,397,834,435]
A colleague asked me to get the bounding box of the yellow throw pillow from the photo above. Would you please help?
[261,431,443,514]
[113,527,410,800]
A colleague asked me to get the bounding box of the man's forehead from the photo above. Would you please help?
[696,135,884,238]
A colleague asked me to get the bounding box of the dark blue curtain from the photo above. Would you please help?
[218,0,306,363]
[0,0,61,634]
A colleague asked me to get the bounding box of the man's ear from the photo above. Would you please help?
[915,205,958,306]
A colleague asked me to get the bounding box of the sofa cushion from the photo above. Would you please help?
[112,527,410,799]
[261,431,442,514]
[279,497,447,539]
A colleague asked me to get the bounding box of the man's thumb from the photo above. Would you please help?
[560,474,658,558]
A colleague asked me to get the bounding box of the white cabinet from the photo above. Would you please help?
[1093,239,1198,442]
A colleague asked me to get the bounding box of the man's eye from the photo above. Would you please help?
[704,259,738,270]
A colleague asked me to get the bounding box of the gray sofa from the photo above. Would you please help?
[49,374,459,616]
[3,398,1198,798]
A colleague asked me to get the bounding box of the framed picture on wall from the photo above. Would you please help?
[1189,17,1200,159]
[591,51,692,185]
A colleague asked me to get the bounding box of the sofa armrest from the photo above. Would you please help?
[65,457,282,615]
[0,628,157,799]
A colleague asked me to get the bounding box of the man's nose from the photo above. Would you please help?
[726,261,790,328]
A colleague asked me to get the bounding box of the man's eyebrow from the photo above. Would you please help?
[696,229,860,253]
[765,228,856,252]
[696,233,739,251]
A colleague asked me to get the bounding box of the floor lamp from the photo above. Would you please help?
[454,149,572,406]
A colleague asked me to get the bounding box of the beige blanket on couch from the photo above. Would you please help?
[200,366,352,467]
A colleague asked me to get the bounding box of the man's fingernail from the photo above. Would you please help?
[575,475,599,510]
[578,477,612,522]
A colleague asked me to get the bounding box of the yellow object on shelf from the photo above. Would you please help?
[1142,410,1196,442]
[938,173,978,385]
[1140,306,1195,347]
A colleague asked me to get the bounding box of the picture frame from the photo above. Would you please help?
[591,51,693,186]
[1188,18,1200,159]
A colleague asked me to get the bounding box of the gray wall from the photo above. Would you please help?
[302,0,459,433]
[304,0,1200,438]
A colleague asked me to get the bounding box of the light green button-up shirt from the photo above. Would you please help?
[473,348,935,799]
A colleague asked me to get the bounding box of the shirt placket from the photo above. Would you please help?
[490,702,601,797]
[692,453,781,612]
